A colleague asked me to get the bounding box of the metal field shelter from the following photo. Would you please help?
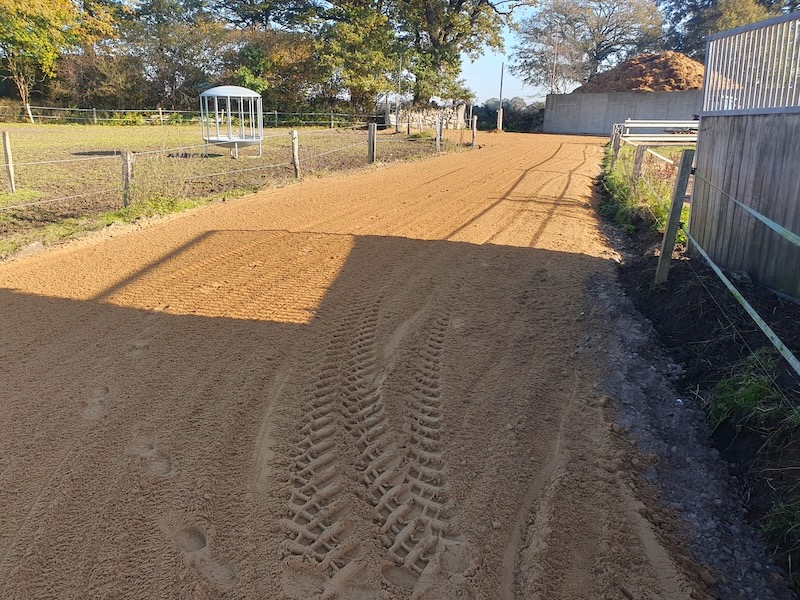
[199,86,264,158]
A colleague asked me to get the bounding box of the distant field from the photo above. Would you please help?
[0,122,446,255]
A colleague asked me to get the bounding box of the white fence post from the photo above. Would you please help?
[25,104,34,124]
[435,117,442,152]
[93,108,98,125]
[291,130,300,178]
[2,131,16,193]
[367,123,377,163]
[121,150,134,208]
[471,116,477,148]
[654,149,695,285]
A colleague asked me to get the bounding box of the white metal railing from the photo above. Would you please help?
[703,11,800,115]
[610,120,698,150]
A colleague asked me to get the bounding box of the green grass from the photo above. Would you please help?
[601,145,692,242]
[761,502,800,592]
[707,348,781,431]
[0,122,449,259]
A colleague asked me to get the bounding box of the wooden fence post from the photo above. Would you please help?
[654,149,695,285]
[435,117,442,152]
[93,108,98,125]
[25,104,34,124]
[471,116,478,148]
[274,110,278,128]
[291,130,300,178]
[3,131,16,193]
[158,107,164,125]
[609,128,622,170]
[121,150,134,208]
[367,123,377,163]
[407,114,411,136]
[330,112,334,129]
[632,144,646,190]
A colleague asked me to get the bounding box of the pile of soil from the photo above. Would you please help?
[574,51,705,93]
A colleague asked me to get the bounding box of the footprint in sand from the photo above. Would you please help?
[174,526,238,589]
[82,386,109,420]
[127,439,173,477]
[127,339,150,358]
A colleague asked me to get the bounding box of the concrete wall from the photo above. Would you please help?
[543,91,703,135]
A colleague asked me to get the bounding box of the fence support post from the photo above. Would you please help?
[92,108,98,125]
[609,128,622,170]
[2,131,16,193]
[367,123,377,163]
[407,114,411,136]
[274,110,278,128]
[121,150,134,208]
[435,118,442,152]
[25,104,34,124]
[471,116,478,148]
[291,130,300,178]
[330,112,334,129]
[654,149,695,286]
[158,107,164,125]
[632,144,646,191]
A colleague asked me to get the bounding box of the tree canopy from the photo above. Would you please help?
[0,0,522,110]
[511,0,662,93]
[0,0,114,106]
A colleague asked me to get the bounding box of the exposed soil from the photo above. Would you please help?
[0,133,792,599]
[616,242,800,591]
[574,51,705,94]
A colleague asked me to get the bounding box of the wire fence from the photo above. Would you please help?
[605,131,800,379]
[11,105,384,128]
[0,124,467,250]
[603,141,688,232]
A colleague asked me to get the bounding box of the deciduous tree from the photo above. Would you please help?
[511,0,662,93]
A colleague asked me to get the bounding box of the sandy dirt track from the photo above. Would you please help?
[0,133,707,599]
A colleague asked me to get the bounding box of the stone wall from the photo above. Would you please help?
[384,104,467,130]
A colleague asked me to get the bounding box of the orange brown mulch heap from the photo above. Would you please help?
[573,51,705,93]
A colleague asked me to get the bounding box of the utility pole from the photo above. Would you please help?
[496,62,504,131]
[395,55,402,133]
[551,38,559,94]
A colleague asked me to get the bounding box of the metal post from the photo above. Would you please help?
[471,116,478,148]
[395,55,402,133]
[497,61,504,131]
[654,149,695,285]
[2,131,16,193]
[291,130,300,178]
[121,150,134,208]
[92,108,98,125]
[367,123,377,163]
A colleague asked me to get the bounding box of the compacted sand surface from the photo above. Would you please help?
[0,133,707,598]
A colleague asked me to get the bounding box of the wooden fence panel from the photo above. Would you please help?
[690,114,800,298]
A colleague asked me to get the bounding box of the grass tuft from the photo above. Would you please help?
[707,348,780,430]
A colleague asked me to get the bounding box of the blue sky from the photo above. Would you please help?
[460,20,546,106]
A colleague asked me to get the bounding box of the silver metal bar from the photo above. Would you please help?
[214,96,220,139]
[708,10,800,42]
[226,97,233,140]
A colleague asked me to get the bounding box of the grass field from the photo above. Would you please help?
[0,122,448,257]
